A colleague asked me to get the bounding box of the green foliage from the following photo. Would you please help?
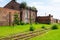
[35,22,39,24]
[52,25,58,30]
[20,2,27,8]
[14,13,19,25]
[31,6,37,10]
[29,26,35,31]
[41,26,45,29]
[20,21,25,25]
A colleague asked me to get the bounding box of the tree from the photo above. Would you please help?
[31,6,37,11]
[13,13,19,25]
[20,2,27,8]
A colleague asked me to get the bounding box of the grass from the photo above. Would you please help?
[30,24,60,40]
[0,23,52,38]
[0,25,30,37]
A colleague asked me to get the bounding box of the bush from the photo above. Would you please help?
[20,21,25,25]
[29,26,34,31]
[35,22,39,24]
[52,25,58,30]
[41,26,45,29]
[14,13,20,25]
[41,26,48,30]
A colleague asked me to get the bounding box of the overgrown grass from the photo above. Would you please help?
[0,23,54,38]
[0,25,30,37]
[30,24,60,40]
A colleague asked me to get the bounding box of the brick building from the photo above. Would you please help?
[0,0,37,26]
[37,14,60,24]
[53,19,60,23]
[37,14,54,24]
[0,0,60,26]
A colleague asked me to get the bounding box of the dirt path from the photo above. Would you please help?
[0,28,51,40]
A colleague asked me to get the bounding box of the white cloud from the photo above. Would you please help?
[52,0,60,3]
[32,2,44,5]
[28,2,44,7]
[0,0,4,2]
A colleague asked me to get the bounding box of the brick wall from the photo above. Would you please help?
[21,9,37,23]
[0,7,20,26]
[37,14,53,24]
[53,19,60,23]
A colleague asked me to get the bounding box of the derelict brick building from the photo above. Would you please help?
[0,0,37,26]
[37,14,60,24]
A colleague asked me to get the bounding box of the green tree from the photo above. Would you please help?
[20,2,27,8]
[14,13,19,25]
[31,6,37,10]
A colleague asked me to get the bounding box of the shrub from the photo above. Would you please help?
[35,22,39,24]
[20,21,25,25]
[41,26,48,30]
[29,26,34,31]
[41,26,45,29]
[52,25,58,30]
[14,13,20,25]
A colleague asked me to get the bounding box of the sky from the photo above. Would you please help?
[0,0,60,19]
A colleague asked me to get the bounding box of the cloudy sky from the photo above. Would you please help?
[0,0,60,19]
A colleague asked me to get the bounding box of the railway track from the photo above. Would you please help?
[0,28,51,40]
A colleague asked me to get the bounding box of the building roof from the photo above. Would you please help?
[4,0,37,12]
[4,0,20,10]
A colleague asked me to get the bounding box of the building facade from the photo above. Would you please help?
[37,14,60,24]
[0,7,20,26]
[0,0,37,26]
